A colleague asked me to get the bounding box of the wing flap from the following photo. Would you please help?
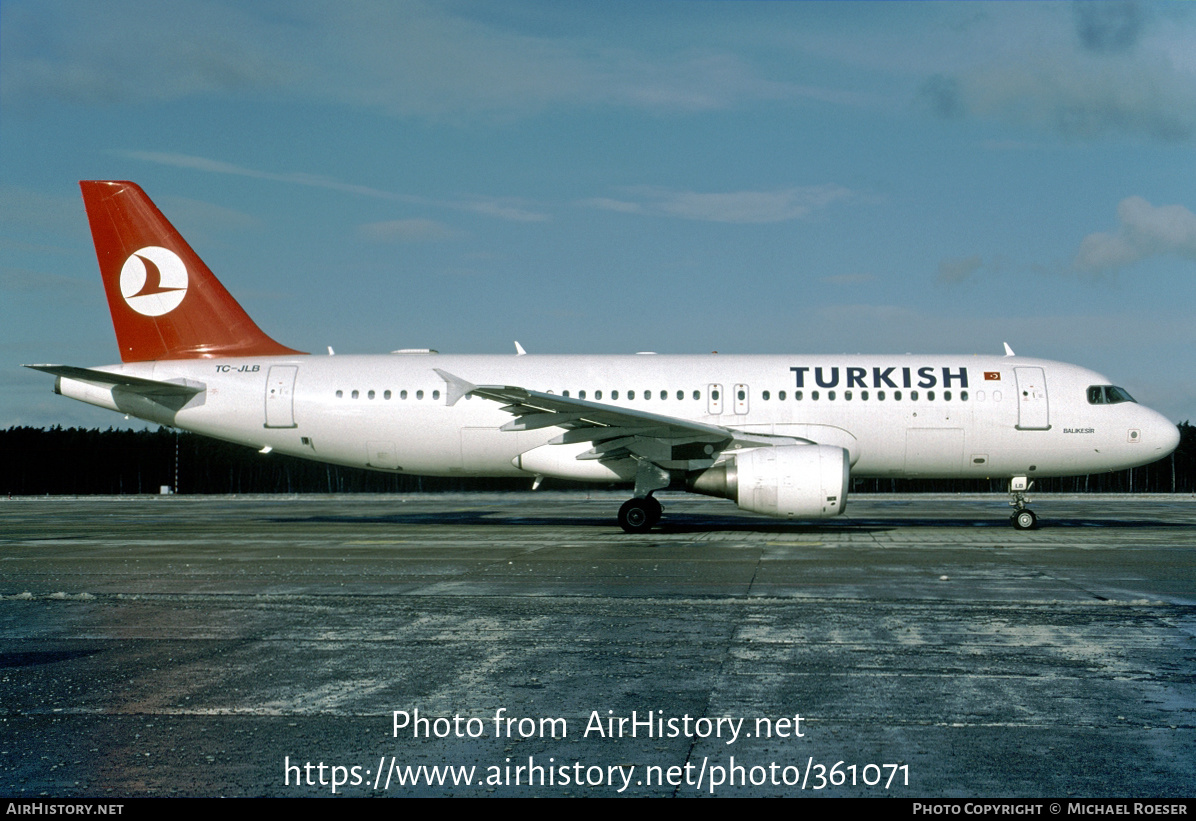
[500,412,587,432]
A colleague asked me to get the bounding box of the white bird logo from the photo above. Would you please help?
[119,246,188,316]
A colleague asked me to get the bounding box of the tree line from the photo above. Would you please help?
[2,423,1193,496]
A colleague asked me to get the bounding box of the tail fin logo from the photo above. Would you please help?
[119,246,188,317]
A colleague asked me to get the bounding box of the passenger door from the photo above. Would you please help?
[1014,367,1050,430]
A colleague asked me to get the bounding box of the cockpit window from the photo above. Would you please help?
[1087,385,1137,405]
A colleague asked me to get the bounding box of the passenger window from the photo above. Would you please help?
[795,390,803,400]
[877,391,885,401]
[368,390,375,399]
[612,390,620,400]
[692,390,699,400]
[927,391,935,401]
[401,390,408,400]
[416,390,424,400]
[961,391,968,401]
[828,391,836,401]
[861,391,869,400]
[351,390,359,399]
[910,391,918,401]
[844,390,852,401]
[763,390,771,400]
[563,390,570,397]
[711,390,719,400]
[894,391,901,401]
[779,391,787,400]
[579,390,586,400]
[433,390,440,400]
[384,390,391,400]
[595,390,602,400]
[336,390,343,398]
[628,390,635,400]
[944,391,952,401]
[812,391,819,401]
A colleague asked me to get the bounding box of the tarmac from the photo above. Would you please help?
[1,492,1194,797]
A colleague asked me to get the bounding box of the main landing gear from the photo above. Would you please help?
[1009,477,1037,530]
[617,460,671,534]
[618,495,663,534]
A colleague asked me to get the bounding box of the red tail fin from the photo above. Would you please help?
[80,180,305,362]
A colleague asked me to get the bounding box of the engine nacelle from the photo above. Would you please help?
[688,444,849,519]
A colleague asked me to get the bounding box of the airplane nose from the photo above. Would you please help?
[1149,411,1180,457]
[1161,417,1181,456]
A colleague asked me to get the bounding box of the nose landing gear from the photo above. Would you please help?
[1009,477,1037,530]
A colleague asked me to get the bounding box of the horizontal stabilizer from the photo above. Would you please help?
[24,364,204,399]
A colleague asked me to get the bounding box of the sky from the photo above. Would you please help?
[2,0,1195,428]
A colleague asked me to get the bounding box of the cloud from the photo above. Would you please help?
[915,4,1196,142]
[1074,196,1196,275]
[921,57,1196,142]
[119,151,549,222]
[1,1,838,119]
[289,5,803,118]
[358,219,457,243]
[1074,1,1143,54]
[455,198,549,223]
[0,1,291,107]
[937,255,984,284]
[582,185,854,224]
[918,74,965,119]
[119,151,401,195]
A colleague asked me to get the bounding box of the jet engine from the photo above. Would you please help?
[687,444,849,519]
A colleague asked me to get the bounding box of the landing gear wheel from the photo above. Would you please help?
[1008,477,1036,531]
[618,498,655,534]
[1012,509,1037,530]
[644,496,663,527]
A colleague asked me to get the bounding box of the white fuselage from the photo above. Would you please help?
[59,352,1178,484]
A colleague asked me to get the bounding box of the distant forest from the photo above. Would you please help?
[3,423,1194,496]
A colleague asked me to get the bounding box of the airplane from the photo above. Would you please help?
[26,181,1181,532]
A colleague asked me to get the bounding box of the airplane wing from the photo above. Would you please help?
[24,365,205,400]
[435,368,809,470]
